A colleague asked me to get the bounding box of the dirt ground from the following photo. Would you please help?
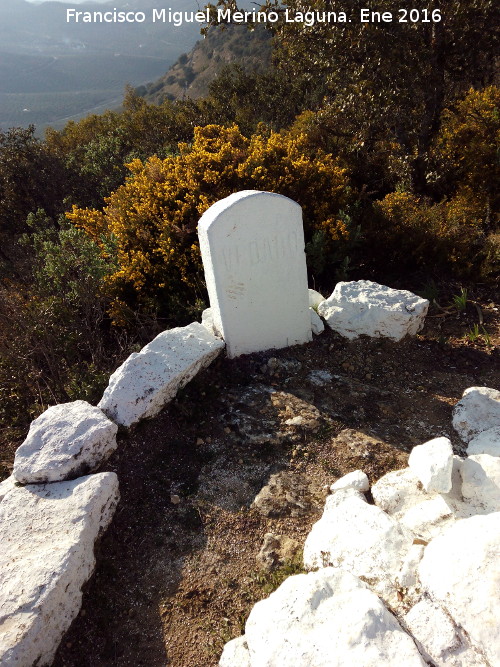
[10,286,500,666]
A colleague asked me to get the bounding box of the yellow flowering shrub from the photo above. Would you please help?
[68,124,352,320]
[436,86,500,201]
[373,187,494,277]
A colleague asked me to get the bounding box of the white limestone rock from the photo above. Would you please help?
[452,386,500,443]
[310,307,325,335]
[396,543,425,588]
[303,492,414,602]
[201,308,216,335]
[0,475,16,503]
[467,425,500,457]
[399,495,456,541]
[219,635,251,667]
[308,288,325,310]
[243,568,425,666]
[13,401,118,484]
[0,472,119,667]
[317,280,429,341]
[418,512,500,666]
[330,469,369,493]
[408,437,454,493]
[371,467,427,516]
[460,454,500,513]
[324,487,366,509]
[98,322,224,427]
[198,191,312,358]
[405,599,489,667]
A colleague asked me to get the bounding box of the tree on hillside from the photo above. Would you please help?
[210,0,498,195]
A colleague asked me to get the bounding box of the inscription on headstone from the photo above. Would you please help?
[198,190,311,358]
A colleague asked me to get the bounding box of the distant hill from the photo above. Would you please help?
[137,25,273,104]
[0,0,203,130]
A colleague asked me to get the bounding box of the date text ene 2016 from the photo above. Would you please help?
[361,9,442,22]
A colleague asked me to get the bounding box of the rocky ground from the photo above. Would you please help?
[11,287,500,666]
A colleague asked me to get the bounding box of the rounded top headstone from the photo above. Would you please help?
[198,190,311,358]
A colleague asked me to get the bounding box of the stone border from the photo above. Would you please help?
[0,321,226,666]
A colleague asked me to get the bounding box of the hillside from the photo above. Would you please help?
[137,24,273,103]
[0,0,203,130]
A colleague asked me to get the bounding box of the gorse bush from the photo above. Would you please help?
[371,188,490,276]
[68,124,353,323]
[435,86,500,205]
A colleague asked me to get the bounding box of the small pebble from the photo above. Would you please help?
[196,437,204,445]
[170,494,181,505]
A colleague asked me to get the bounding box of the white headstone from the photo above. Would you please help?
[198,191,312,358]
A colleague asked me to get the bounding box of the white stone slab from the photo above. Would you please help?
[418,512,500,666]
[198,191,312,358]
[98,322,224,427]
[243,568,425,666]
[13,401,118,484]
[467,426,500,457]
[0,473,119,667]
[452,386,500,443]
[317,280,429,341]
[408,436,454,493]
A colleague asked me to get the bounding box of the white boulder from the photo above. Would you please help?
[371,467,427,516]
[452,386,500,443]
[219,636,251,667]
[98,322,224,427]
[467,426,500,457]
[399,495,456,541]
[317,280,429,341]
[243,568,425,666]
[13,401,118,484]
[408,437,454,493]
[418,512,500,666]
[303,492,414,602]
[405,598,488,667]
[460,454,500,513]
[0,472,119,667]
[330,469,369,493]
[308,288,325,310]
[310,307,325,335]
